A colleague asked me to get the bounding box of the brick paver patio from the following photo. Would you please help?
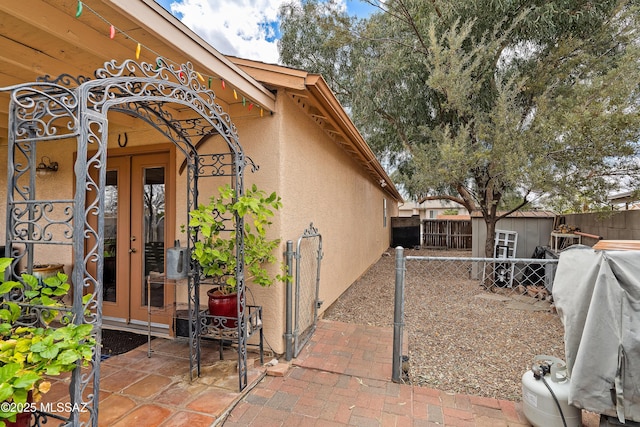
[37,320,601,426]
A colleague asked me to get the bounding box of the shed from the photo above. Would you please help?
[471,211,556,258]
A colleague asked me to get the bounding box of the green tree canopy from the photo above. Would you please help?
[278,0,640,255]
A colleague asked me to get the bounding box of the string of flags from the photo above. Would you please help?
[73,0,267,117]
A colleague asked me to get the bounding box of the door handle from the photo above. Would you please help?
[129,248,137,254]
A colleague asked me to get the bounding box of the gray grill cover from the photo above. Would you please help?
[553,245,640,422]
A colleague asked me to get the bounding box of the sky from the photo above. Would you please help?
[154,0,376,64]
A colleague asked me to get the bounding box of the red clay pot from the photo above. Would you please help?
[207,289,238,329]
[4,391,33,427]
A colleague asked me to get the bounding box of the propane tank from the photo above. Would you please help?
[521,355,581,427]
[166,240,188,280]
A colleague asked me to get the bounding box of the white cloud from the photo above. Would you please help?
[169,0,297,64]
[167,0,355,64]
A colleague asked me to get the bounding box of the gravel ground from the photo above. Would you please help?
[323,247,566,401]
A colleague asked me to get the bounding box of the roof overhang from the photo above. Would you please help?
[230,57,403,202]
[0,0,276,143]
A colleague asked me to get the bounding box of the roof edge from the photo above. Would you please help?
[105,0,276,111]
[228,58,403,202]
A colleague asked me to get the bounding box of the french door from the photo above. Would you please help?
[101,151,174,328]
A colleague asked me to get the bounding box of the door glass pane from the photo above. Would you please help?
[104,170,118,303]
[143,167,165,308]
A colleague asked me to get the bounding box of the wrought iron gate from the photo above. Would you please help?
[292,223,323,358]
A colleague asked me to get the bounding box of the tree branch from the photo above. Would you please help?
[416,185,477,214]
[374,108,414,153]
[496,194,532,221]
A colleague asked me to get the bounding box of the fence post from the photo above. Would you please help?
[284,240,294,361]
[392,246,405,383]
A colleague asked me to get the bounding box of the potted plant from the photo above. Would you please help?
[187,184,284,328]
[0,258,96,427]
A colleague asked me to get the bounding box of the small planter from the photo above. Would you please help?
[31,264,67,303]
[207,289,239,329]
[31,263,65,282]
[4,391,33,427]
[4,411,31,427]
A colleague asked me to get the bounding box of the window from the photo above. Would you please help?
[383,199,387,227]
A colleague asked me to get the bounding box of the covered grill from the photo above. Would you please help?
[553,244,640,424]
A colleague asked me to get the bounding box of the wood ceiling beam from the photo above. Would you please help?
[0,34,88,82]
[0,1,134,64]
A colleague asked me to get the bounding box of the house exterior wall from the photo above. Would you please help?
[1,89,397,357]
[1,0,401,360]
[227,91,396,354]
[398,200,465,220]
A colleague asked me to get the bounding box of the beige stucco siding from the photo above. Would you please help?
[194,90,397,355]
[184,111,394,355]
[275,92,392,345]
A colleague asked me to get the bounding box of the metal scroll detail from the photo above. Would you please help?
[1,57,252,426]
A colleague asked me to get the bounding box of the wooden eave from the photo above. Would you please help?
[230,58,403,202]
[0,0,276,145]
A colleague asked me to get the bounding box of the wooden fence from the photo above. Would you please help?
[422,219,472,249]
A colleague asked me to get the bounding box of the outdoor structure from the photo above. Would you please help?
[471,211,555,258]
[0,0,402,411]
[608,190,640,210]
[397,200,469,249]
[398,199,466,219]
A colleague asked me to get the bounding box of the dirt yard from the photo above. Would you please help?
[323,247,566,401]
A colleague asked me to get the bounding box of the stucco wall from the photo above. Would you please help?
[229,91,396,354]
[558,210,640,245]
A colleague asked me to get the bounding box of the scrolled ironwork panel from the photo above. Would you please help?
[9,84,79,142]
[1,56,255,422]
[9,200,75,244]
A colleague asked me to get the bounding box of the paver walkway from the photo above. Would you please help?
[38,319,601,426]
[223,320,542,426]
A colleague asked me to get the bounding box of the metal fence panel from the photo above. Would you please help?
[392,251,560,391]
[405,256,558,297]
[293,224,323,358]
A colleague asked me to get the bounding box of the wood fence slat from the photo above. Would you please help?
[422,219,472,249]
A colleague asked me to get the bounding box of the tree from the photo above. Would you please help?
[278,0,640,256]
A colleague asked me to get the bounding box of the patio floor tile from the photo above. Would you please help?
[186,388,239,415]
[157,410,216,427]
[109,404,173,427]
[99,367,149,393]
[41,320,604,426]
[122,374,174,398]
[96,394,137,426]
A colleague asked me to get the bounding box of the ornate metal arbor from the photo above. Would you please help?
[2,58,254,426]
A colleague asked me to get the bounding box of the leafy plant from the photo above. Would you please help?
[187,184,285,294]
[0,258,96,426]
